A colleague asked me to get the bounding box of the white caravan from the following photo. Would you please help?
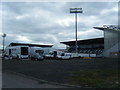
[42,48,57,58]
[29,47,44,60]
[4,46,44,60]
[4,46,29,59]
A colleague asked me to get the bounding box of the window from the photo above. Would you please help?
[35,50,44,54]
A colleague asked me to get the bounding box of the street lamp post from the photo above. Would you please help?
[70,8,83,54]
[2,33,6,57]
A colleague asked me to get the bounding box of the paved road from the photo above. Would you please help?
[2,71,68,88]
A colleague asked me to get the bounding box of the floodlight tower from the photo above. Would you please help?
[70,8,83,53]
[2,33,7,57]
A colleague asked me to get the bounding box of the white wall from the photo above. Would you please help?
[103,41,120,57]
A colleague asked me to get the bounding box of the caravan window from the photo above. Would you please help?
[35,50,44,54]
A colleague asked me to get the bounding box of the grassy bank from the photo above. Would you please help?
[67,69,119,88]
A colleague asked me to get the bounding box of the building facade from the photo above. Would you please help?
[94,25,120,58]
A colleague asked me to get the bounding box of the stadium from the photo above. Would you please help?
[61,37,104,57]
[61,25,120,58]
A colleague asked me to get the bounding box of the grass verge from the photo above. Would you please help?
[66,69,119,88]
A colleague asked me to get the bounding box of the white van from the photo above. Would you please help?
[57,53,72,60]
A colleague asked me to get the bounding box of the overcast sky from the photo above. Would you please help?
[0,1,118,49]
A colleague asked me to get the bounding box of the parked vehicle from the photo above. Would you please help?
[43,51,54,58]
[42,48,59,58]
[4,46,29,59]
[4,46,44,60]
[29,47,44,60]
[43,49,65,59]
[57,53,72,60]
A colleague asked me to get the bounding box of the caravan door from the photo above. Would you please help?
[20,47,28,59]
[9,49,11,56]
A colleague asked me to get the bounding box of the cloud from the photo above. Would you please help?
[16,35,32,42]
[77,29,104,39]
[1,2,118,49]
[101,6,118,15]
[56,18,74,27]
[16,14,30,20]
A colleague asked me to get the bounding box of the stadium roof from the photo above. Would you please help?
[60,37,104,46]
[94,25,119,32]
[8,43,53,47]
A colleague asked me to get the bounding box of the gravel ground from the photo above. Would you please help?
[2,58,119,84]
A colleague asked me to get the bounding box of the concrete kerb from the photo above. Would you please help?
[3,70,84,88]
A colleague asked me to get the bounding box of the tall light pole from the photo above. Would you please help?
[2,33,6,57]
[70,8,83,54]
